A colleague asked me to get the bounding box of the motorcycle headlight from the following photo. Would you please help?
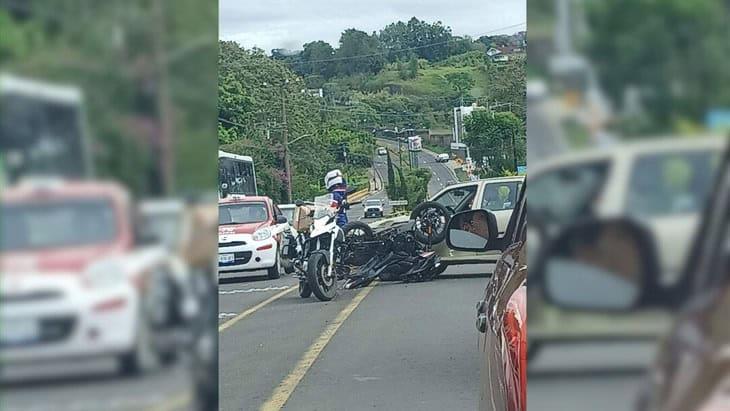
[253,227,272,241]
[85,260,127,289]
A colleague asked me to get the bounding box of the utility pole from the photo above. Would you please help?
[282,90,292,203]
[512,129,518,172]
[153,0,174,194]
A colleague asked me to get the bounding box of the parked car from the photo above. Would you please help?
[218,195,289,280]
[528,136,725,357]
[532,148,730,411]
[377,147,387,156]
[363,198,384,218]
[436,153,450,163]
[0,179,184,375]
[445,182,527,411]
[370,176,524,270]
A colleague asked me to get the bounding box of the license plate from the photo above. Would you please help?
[219,253,235,264]
[2,318,39,344]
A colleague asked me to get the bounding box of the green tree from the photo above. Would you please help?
[445,72,475,98]
[300,40,336,78]
[585,0,730,131]
[464,111,525,175]
[335,29,385,76]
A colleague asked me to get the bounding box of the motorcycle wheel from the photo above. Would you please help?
[410,201,450,244]
[342,221,376,266]
[306,253,337,301]
[298,280,312,298]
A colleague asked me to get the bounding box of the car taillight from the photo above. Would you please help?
[503,288,527,411]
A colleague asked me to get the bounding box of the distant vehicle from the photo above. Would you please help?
[363,198,384,218]
[218,195,288,280]
[436,153,450,163]
[219,150,257,198]
[377,147,387,156]
[0,180,185,375]
[0,74,93,184]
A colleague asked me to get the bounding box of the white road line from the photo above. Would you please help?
[219,286,291,295]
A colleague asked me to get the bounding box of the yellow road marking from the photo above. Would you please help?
[145,391,191,411]
[219,286,297,333]
[260,281,378,411]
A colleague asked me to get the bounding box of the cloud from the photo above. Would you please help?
[220,0,525,52]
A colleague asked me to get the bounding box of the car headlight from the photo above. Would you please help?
[253,227,272,241]
[85,260,127,289]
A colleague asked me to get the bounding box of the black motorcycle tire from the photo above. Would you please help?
[342,221,376,266]
[410,201,450,244]
[306,253,337,301]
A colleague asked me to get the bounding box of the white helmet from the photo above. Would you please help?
[325,169,344,190]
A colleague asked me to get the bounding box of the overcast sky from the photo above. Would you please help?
[219,0,526,53]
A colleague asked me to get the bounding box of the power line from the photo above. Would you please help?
[284,22,526,64]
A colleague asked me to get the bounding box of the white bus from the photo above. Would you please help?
[219,150,257,197]
[0,74,92,185]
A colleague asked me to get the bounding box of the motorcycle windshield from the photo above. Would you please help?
[312,194,337,220]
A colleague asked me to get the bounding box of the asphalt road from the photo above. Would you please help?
[219,264,492,411]
[375,139,457,196]
[0,357,193,411]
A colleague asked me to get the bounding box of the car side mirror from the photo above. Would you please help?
[445,209,498,251]
[535,218,660,312]
[276,215,288,224]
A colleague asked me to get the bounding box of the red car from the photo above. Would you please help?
[446,183,527,411]
[218,195,289,280]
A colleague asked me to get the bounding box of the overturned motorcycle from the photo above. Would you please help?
[283,198,450,301]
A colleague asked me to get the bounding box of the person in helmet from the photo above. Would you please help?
[325,169,349,227]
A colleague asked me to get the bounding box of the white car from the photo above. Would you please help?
[377,147,387,156]
[218,195,289,280]
[0,181,181,375]
[436,153,450,162]
[363,199,384,218]
[370,176,525,266]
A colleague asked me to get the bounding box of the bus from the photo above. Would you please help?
[0,73,92,185]
[219,150,257,197]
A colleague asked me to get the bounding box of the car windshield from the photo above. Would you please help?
[219,202,268,225]
[365,200,380,207]
[280,208,295,222]
[626,150,720,217]
[1,199,118,251]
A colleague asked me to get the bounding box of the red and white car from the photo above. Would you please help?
[218,195,289,280]
[0,179,182,375]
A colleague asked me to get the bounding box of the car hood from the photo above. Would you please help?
[0,241,130,274]
[218,221,269,235]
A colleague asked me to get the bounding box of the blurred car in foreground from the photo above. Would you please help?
[363,198,384,218]
[445,182,527,411]
[528,136,726,357]
[218,195,289,280]
[532,150,730,411]
[0,179,184,375]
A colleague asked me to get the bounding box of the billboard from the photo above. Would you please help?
[407,135,422,151]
